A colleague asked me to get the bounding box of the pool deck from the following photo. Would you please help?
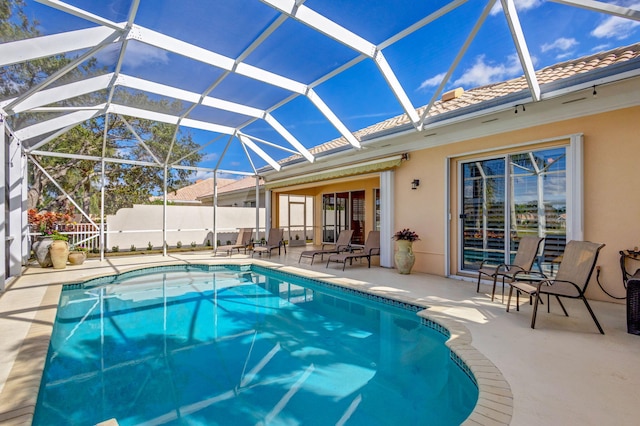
[1,247,639,425]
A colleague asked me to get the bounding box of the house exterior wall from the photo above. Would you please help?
[272,177,380,244]
[394,105,640,302]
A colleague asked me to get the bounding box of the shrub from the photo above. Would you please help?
[130,244,136,252]
[147,241,153,250]
[190,241,196,248]
[206,239,212,247]
[112,245,119,252]
[176,241,182,249]
[51,231,68,241]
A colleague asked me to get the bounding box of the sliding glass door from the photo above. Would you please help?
[460,147,567,274]
[322,190,365,244]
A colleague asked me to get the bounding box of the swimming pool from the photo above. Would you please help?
[34,264,478,425]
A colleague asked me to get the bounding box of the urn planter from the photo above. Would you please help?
[50,240,70,269]
[68,251,87,265]
[33,236,54,268]
[394,240,415,274]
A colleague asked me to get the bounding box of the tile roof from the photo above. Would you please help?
[278,42,640,166]
[196,176,265,200]
[160,177,235,202]
[217,176,264,194]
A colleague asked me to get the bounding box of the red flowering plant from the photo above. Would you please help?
[28,209,73,238]
[393,228,420,242]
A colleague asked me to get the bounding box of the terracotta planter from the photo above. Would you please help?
[50,240,69,269]
[68,251,87,265]
[394,240,415,274]
[33,236,53,267]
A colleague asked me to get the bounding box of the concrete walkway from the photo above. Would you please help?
[1,246,639,425]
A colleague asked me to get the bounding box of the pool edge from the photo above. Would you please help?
[3,259,513,426]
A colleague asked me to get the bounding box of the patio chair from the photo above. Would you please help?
[326,231,380,271]
[252,228,285,258]
[214,228,253,256]
[476,236,544,302]
[506,240,606,334]
[298,229,354,264]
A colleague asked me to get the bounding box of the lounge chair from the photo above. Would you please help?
[476,236,544,302]
[214,228,253,256]
[252,228,285,258]
[298,229,354,264]
[506,240,606,334]
[326,231,380,271]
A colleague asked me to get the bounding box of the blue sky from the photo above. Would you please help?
[16,0,640,178]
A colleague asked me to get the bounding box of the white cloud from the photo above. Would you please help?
[95,40,169,69]
[453,54,522,87]
[591,2,640,39]
[554,52,574,60]
[123,41,170,68]
[192,170,211,181]
[541,37,578,53]
[201,153,218,162]
[418,72,447,91]
[490,0,543,16]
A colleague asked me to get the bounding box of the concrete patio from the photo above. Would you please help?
[1,245,639,425]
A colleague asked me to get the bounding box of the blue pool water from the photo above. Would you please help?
[34,265,478,425]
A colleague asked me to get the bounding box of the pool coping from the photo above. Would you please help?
[0,259,512,425]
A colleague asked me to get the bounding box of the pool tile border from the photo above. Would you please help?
[4,260,512,425]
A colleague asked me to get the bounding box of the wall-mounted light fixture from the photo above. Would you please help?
[411,179,420,190]
[514,104,526,114]
[592,85,598,98]
[401,153,410,161]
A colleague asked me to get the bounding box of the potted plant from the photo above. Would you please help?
[393,228,420,274]
[50,231,70,269]
[68,245,88,265]
[28,210,73,267]
[289,233,306,247]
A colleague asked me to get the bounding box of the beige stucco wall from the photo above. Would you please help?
[394,106,640,302]
[272,177,380,244]
[106,205,265,249]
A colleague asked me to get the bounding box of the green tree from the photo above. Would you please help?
[2,0,202,215]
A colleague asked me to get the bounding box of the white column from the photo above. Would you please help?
[162,165,167,256]
[379,170,395,268]
[8,134,25,276]
[567,134,584,242]
[255,175,260,241]
[213,173,218,249]
[0,115,6,289]
[265,189,272,235]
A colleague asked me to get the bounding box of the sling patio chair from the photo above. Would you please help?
[506,240,606,334]
[252,228,285,258]
[298,229,353,264]
[214,228,253,256]
[326,231,380,271]
[476,235,544,302]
